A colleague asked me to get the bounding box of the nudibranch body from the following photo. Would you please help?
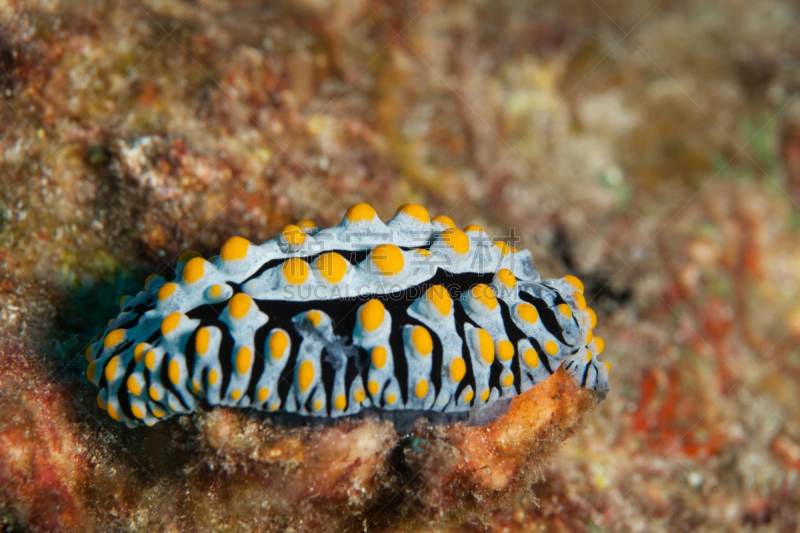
[84,204,610,427]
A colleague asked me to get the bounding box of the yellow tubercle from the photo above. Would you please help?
[470,283,498,310]
[298,361,314,393]
[316,252,348,283]
[127,375,142,396]
[354,388,366,403]
[415,379,428,399]
[221,236,251,261]
[236,346,251,374]
[432,215,455,228]
[371,346,387,369]
[182,257,206,284]
[282,258,309,284]
[368,380,380,395]
[594,337,605,354]
[306,310,322,327]
[269,330,289,360]
[335,395,346,410]
[195,328,210,356]
[282,224,306,246]
[496,268,516,287]
[149,385,161,401]
[523,349,539,368]
[168,359,180,385]
[517,303,538,323]
[103,329,124,348]
[587,308,597,328]
[493,241,512,255]
[477,329,494,364]
[440,228,470,254]
[397,203,430,223]
[228,293,252,319]
[564,275,584,293]
[258,388,270,403]
[134,343,147,363]
[411,326,433,356]
[161,312,183,335]
[345,203,377,222]
[107,404,121,421]
[544,340,559,355]
[426,285,452,315]
[209,284,223,298]
[86,361,96,382]
[451,357,466,382]
[371,244,404,275]
[360,299,385,331]
[497,340,514,361]
[158,282,176,301]
[145,350,157,371]
[297,220,317,231]
[105,356,119,382]
[573,292,587,309]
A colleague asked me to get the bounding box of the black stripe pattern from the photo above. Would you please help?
[84,204,610,426]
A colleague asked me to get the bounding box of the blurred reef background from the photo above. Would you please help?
[2,0,800,531]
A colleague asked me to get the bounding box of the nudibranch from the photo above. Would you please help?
[84,204,610,427]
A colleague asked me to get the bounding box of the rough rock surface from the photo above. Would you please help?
[2,0,800,531]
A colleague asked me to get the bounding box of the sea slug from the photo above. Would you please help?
[84,204,610,427]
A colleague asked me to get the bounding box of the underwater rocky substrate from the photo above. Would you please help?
[0,334,596,532]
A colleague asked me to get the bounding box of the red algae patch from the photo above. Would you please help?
[0,339,92,532]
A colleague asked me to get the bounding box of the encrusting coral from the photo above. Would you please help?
[181,367,596,531]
